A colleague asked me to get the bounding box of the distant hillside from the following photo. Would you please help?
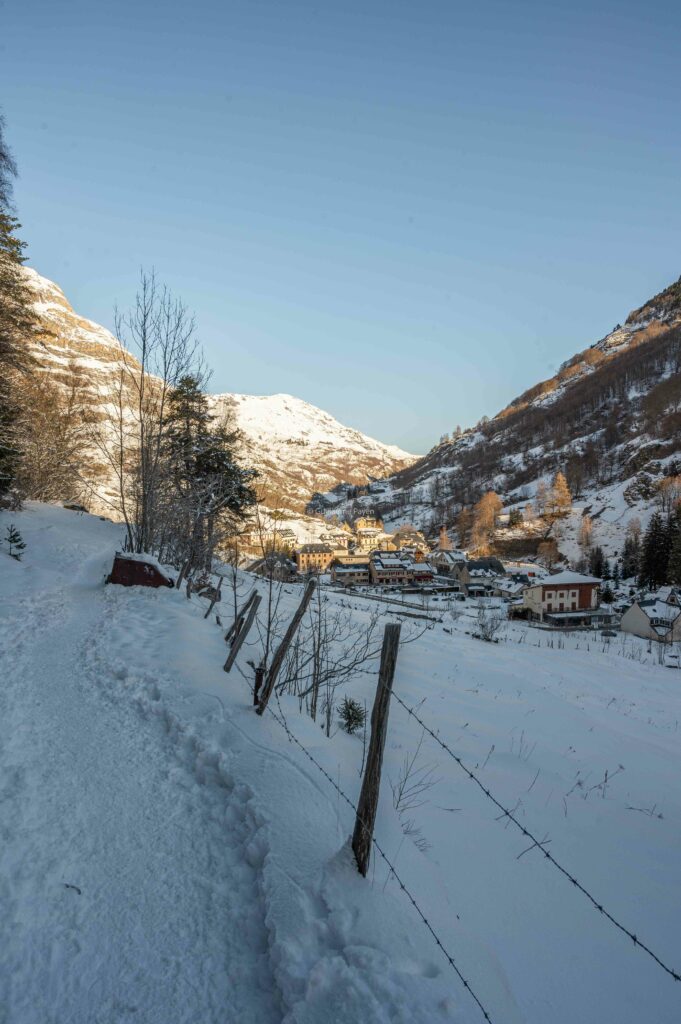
[321,275,681,558]
[21,268,415,513]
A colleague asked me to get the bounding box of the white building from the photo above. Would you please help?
[620,591,681,643]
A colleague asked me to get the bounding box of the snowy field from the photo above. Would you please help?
[1,504,680,1024]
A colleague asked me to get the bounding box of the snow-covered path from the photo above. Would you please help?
[0,571,282,1024]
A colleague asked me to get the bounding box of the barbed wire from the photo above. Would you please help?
[264,702,494,1022]
[387,687,681,983]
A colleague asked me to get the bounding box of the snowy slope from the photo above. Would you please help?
[212,392,413,510]
[21,267,414,514]
[2,504,680,1023]
[323,275,681,555]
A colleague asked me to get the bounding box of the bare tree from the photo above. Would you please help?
[475,600,505,642]
[279,594,385,736]
[89,270,205,553]
[13,366,94,502]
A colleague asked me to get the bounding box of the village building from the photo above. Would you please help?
[369,553,412,586]
[334,553,373,566]
[405,560,435,584]
[501,560,547,579]
[295,543,335,574]
[391,524,429,552]
[354,515,384,531]
[331,560,371,586]
[521,571,607,625]
[354,526,385,552]
[327,529,351,550]
[493,575,530,600]
[276,527,298,548]
[247,553,297,581]
[620,590,681,643]
[467,556,506,576]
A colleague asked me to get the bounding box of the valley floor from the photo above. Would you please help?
[1,504,680,1024]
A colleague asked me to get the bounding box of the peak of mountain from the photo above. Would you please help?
[322,274,681,557]
[210,391,413,510]
[22,268,415,513]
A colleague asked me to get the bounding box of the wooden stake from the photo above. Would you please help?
[225,589,256,644]
[176,558,191,590]
[224,593,262,673]
[203,575,223,619]
[253,662,265,706]
[352,622,401,876]
[256,577,317,716]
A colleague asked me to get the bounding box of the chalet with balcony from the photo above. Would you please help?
[522,571,607,625]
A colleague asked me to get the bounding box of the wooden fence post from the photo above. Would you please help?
[225,589,257,644]
[223,593,262,673]
[176,558,191,590]
[256,577,317,716]
[203,575,223,619]
[352,622,401,877]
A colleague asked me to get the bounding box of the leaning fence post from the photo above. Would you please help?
[256,577,317,716]
[352,622,401,877]
[225,589,257,644]
[223,593,262,673]
[204,575,223,619]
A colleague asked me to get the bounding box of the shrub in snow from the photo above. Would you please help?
[337,695,366,735]
[5,523,25,560]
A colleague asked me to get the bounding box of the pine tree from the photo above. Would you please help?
[0,113,36,501]
[667,526,681,585]
[337,695,366,735]
[621,534,640,579]
[639,512,670,590]
[161,375,256,568]
[588,545,606,578]
[5,522,25,559]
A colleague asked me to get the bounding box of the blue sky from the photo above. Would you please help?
[2,0,680,453]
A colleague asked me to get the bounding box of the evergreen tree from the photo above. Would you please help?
[601,583,614,605]
[639,512,670,590]
[588,545,606,578]
[161,375,256,568]
[337,695,366,735]
[5,522,25,559]
[621,534,640,579]
[667,526,681,586]
[0,113,36,501]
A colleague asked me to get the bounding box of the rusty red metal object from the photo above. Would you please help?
[106,553,174,589]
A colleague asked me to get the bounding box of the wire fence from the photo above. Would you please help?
[213,582,679,1021]
[386,686,681,984]
[264,701,494,1023]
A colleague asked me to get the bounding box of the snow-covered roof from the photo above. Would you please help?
[639,600,681,624]
[536,571,601,587]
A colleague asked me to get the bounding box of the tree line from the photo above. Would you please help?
[0,112,256,574]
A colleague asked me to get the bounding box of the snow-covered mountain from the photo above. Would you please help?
[321,275,681,557]
[22,268,414,512]
[211,391,413,509]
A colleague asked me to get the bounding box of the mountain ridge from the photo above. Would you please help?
[320,274,681,559]
[21,267,415,513]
